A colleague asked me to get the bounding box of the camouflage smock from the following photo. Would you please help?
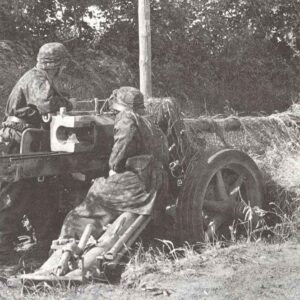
[5,67,72,120]
[77,110,169,215]
[88,110,169,214]
[1,67,72,143]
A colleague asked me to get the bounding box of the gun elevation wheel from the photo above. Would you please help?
[177,149,264,244]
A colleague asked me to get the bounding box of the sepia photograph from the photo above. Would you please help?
[0,0,299,299]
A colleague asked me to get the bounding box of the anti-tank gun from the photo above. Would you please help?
[17,97,265,286]
[0,99,115,184]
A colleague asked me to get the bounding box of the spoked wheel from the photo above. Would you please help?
[177,149,264,244]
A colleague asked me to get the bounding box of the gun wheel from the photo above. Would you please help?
[177,149,264,244]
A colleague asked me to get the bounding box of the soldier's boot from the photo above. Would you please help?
[0,240,21,277]
[27,177,63,257]
[21,240,52,260]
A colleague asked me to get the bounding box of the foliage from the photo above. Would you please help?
[0,0,96,47]
[0,0,300,113]
[94,0,300,113]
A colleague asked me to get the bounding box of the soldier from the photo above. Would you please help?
[0,42,75,272]
[57,86,169,243]
[1,42,75,151]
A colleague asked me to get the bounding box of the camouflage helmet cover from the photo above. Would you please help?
[36,42,69,70]
[110,86,145,112]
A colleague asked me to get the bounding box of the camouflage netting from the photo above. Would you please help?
[146,97,206,169]
[185,103,300,210]
[0,40,136,120]
[148,98,300,219]
[148,98,300,161]
[185,104,300,155]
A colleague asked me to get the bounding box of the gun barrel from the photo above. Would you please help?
[0,151,108,182]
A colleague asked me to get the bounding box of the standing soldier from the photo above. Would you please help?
[0,42,75,272]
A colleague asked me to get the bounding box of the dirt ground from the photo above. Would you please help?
[117,241,300,300]
[1,240,299,300]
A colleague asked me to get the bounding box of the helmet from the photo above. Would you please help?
[36,42,69,70]
[110,87,145,112]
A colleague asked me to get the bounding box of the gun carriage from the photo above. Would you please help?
[1,98,263,284]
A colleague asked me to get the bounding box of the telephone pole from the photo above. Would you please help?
[138,0,152,99]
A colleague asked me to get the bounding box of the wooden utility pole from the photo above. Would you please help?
[138,0,152,99]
